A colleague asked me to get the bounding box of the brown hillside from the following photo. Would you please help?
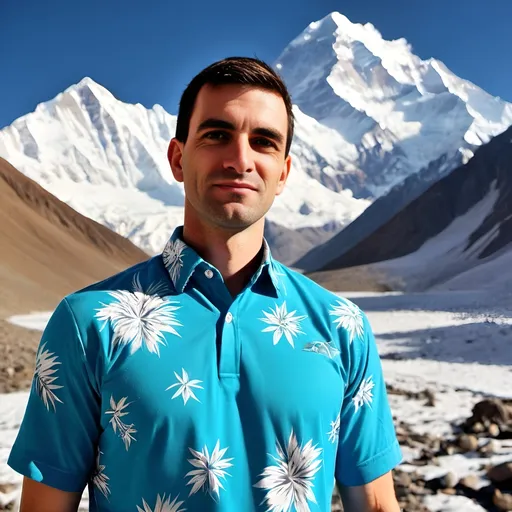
[0,157,149,315]
[0,158,149,390]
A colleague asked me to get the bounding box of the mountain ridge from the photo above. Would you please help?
[276,12,512,199]
[1,11,511,263]
[308,125,512,293]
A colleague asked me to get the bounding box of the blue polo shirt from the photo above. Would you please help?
[8,227,401,512]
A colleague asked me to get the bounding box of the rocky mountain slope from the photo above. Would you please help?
[308,125,512,292]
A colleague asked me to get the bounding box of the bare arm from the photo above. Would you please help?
[20,477,82,512]
[338,471,400,512]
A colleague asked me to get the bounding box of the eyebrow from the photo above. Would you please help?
[197,118,285,146]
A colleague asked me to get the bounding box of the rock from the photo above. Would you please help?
[395,425,408,438]
[425,388,436,407]
[394,471,412,487]
[479,439,499,455]
[443,471,459,488]
[6,367,14,378]
[458,434,479,452]
[471,421,485,434]
[393,472,412,499]
[446,445,457,455]
[470,399,509,427]
[412,480,428,492]
[331,484,343,511]
[394,486,409,499]
[493,488,512,511]
[403,493,420,505]
[489,423,501,437]
[441,487,457,495]
[460,474,481,491]
[0,483,17,493]
[488,462,512,484]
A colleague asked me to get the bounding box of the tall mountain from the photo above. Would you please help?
[277,12,512,198]
[294,150,459,271]
[307,125,512,292]
[1,12,510,264]
[0,157,148,316]
[0,78,368,263]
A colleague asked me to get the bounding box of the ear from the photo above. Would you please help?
[168,138,184,183]
[275,154,292,196]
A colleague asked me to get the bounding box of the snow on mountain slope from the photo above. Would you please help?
[307,124,512,293]
[0,78,368,254]
[372,182,501,291]
[276,12,512,197]
[1,11,511,257]
[0,78,179,196]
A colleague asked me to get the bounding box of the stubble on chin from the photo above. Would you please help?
[202,194,267,230]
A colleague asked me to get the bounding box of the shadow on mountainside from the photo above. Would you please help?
[346,290,511,317]
[377,320,512,367]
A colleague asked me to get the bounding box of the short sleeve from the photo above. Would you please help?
[8,298,101,492]
[335,310,402,487]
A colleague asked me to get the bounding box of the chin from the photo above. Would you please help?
[211,210,263,230]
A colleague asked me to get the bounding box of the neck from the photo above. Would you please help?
[182,214,265,297]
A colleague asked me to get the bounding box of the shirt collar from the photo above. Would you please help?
[161,226,281,295]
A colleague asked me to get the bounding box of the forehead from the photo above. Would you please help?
[190,84,288,132]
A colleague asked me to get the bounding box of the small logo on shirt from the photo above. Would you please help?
[303,341,340,359]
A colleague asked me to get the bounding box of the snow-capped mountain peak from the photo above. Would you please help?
[0,65,369,255]
[276,12,512,197]
[1,11,510,261]
[68,76,112,98]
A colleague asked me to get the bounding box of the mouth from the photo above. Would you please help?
[213,182,258,192]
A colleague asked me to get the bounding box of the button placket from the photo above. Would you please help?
[219,306,239,377]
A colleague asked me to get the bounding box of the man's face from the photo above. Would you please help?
[169,84,291,231]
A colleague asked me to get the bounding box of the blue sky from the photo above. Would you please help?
[1,0,510,129]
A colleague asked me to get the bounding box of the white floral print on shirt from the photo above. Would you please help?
[34,342,63,412]
[353,375,375,412]
[186,440,233,501]
[136,493,185,512]
[260,301,307,348]
[303,340,340,359]
[162,238,187,285]
[91,449,110,499]
[329,299,364,343]
[105,395,137,450]
[255,429,322,512]
[95,276,182,356]
[327,413,341,443]
[166,368,203,405]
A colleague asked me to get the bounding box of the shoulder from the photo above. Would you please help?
[64,254,171,326]
[275,262,370,346]
[275,262,364,313]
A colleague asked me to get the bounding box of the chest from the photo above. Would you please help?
[97,295,345,435]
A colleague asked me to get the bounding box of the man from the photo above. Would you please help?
[9,57,402,511]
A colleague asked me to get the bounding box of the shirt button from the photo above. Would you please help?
[204,269,214,279]
[225,312,233,323]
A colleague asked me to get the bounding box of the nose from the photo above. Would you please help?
[222,135,254,174]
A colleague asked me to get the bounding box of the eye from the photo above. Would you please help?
[253,138,276,149]
[204,130,229,141]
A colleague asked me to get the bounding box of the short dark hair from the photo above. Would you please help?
[175,57,294,156]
